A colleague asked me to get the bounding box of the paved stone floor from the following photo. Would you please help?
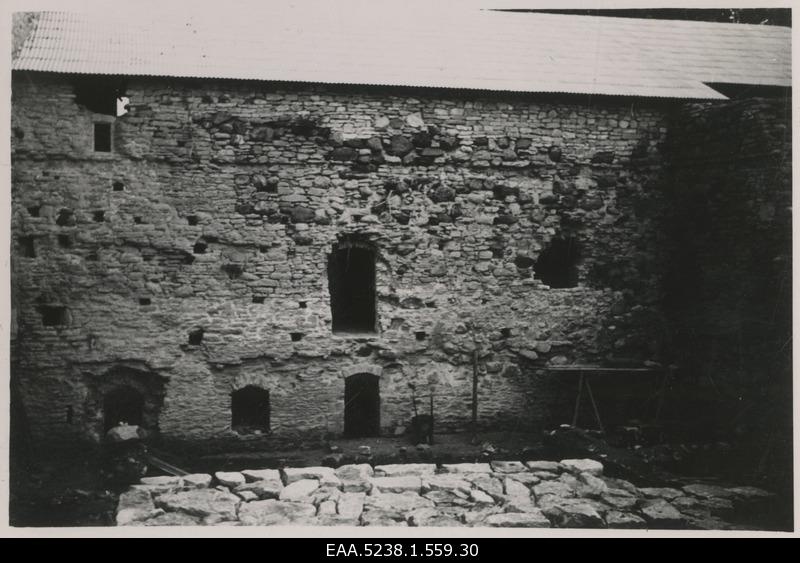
[116,459,774,528]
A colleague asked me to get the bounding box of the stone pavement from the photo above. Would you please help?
[116,459,774,528]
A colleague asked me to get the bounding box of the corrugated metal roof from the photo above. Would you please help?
[11,7,792,100]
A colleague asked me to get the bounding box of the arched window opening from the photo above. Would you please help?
[344,373,380,438]
[231,385,270,433]
[328,238,377,333]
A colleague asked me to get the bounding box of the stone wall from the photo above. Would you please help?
[11,73,674,446]
[662,97,792,436]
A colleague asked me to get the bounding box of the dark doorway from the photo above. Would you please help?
[103,386,144,431]
[344,373,380,438]
[328,238,377,333]
[534,236,580,288]
[231,385,270,433]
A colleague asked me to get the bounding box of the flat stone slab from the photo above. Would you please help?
[533,480,576,499]
[154,489,241,524]
[137,512,201,526]
[279,479,319,501]
[484,510,551,527]
[235,479,283,500]
[526,461,563,473]
[640,487,683,500]
[337,492,366,519]
[408,507,463,527]
[441,463,492,474]
[363,492,434,519]
[682,484,737,500]
[242,469,281,483]
[375,463,436,476]
[641,499,685,528]
[182,474,213,489]
[503,477,532,499]
[726,486,774,501]
[470,489,495,504]
[560,459,604,476]
[282,466,336,484]
[335,464,374,481]
[214,472,245,488]
[423,474,472,494]
[465,474,504,499]
[490,461,527,473]
[141,476,182,487]
[541,499,605,528]
[239,500,317,526]
[606,510,647,529]
[370,476,422,494]
[116,489,161,526]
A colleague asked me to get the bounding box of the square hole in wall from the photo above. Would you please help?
[290,332,304,342]
[298,301,307,309]
[133,216,143,224]
[93,210,105,222]
[58,234,73,248]
[19,236,36,257]
[187,215,199,226]
[27,205,40,217]
[252,296,265,304]
[188,327,204,345]
[415,331,427,341]
[112,181,125,191]
[138,297,151,306]
[39,305,67,327]
[193,241,208,254]
[94,122,112,152]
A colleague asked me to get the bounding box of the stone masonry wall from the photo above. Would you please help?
[11,73,673,446]
[662,98,792,442]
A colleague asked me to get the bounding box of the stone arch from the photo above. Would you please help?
[83,364,166,441]
[341,363,383,379]
[231,373,272,392]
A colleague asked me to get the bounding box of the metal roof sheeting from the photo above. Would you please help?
[11,8,791,100]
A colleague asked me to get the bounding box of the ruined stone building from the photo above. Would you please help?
[9,10,792,452]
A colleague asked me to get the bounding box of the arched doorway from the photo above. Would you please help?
[344,373,380,438]
[103,385,144,431]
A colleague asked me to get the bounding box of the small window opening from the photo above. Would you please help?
[188,328,204,345]
[27,205,40,217]
[19,236,36,257]
[252,295,265,304]
[500,328,512,338]
[112,181,125,191]
[290,332,304,342]
[93,210,105,222]
[344,373,380,438]
[94,123,112,152]
[138,297,151,306]
[328,237,377,333]
[231,386,270,433]
[133,216,143,224]
[40,305,67,327]
[222,263,243,279]
[183,253,195,265]
[187,215,199,226]
[534,236,580,288]
[103,386,144,432]
[415,331,427,341]
[56,209,74,227]
[58,234,73,248]
[298,301,307,309]
[193,241,208,254]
